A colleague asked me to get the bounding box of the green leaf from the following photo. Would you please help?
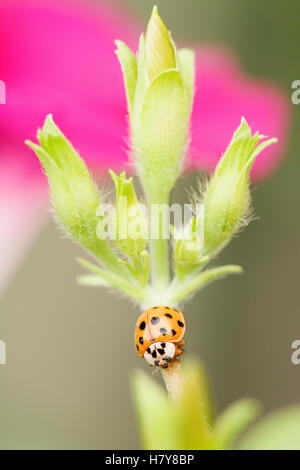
[115,40,137,118]
[131,369,173,450]
[77,257,145,302]
[180,358,215,430]
[77,274,109,287]
[170,265,243,303]
[215,399,261,450]
[131,359,216,450]
[238,405,300,450]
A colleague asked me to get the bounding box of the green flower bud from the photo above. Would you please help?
[26,115,128,277]
[109,170,148,257]
[202,118,277,256]
[115,6,194,203]
[26,115,99,241]
[174,215,208,278]
[105,171,150,285]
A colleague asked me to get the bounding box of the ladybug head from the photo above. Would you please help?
[144,342,176,369]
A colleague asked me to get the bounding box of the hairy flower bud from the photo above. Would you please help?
[109,170,147,257]
[26,115,129,277]
[115,6,194,203]
[203,118,277,256]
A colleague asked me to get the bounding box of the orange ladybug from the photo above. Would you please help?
[135,306,186,369]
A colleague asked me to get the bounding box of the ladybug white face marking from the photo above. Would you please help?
[144,342,176,369]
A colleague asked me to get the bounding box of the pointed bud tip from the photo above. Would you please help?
[114,39,125,54]
[25,139,37,150]
[41,114,60,137]
[145,6,176,81]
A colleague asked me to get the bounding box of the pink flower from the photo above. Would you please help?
[0,0,290,294]
[190,48,290,180]
[0,0,138,294]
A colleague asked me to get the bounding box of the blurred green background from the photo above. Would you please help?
[0,0,299,449]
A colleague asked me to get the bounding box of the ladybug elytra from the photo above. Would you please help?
[135,306,186,369]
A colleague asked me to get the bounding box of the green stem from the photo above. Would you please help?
[147,191,171,292]
[150,238,170,290]
[161,360,185,403]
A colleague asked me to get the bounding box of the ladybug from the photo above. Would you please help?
[135,306,186,369]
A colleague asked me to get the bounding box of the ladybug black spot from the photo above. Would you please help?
[171,329,177,336]
[139,321,146,330]
[147,347,151,354]
[177,320,184,328]
[151,317,160,325]
[161,343,166,348]
[157,348,165,355]
[152,350,157,358]
[165,313,173,318]
[160,328,167,335]
[139,337,144,345]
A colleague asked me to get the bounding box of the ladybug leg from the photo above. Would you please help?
[173,340,185,359]
[175,347,184,357]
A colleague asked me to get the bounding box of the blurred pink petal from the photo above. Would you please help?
[0,0,138,294]
[0,0,291,295]
[0,151,47,296]
[190,48,290,180]
[0,0,138,172]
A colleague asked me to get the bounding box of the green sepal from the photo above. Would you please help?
[77,257,146,302]
[145,6,176,82]
[178,48,195,110]
[115,40,137,118]
[135,69,189,200]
